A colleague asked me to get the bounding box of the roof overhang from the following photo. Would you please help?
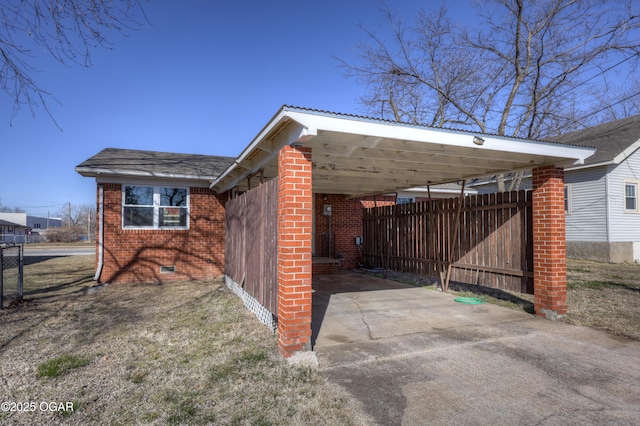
[211,106,597,198]
[75,167,217,182]
[566,136,640,171]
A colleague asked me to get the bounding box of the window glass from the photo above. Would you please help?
[625,183,637,211]
[123,185,189,229]
[160,187,187,206]
[125,186,154,206]
[396,197,415,205]
[123,206,154,227]
[160,207,188,226]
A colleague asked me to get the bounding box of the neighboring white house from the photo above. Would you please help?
[469,114,640,263]
[0,213,28,243]
[0,213,63,243]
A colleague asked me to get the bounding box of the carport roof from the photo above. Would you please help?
[211,106,596,198]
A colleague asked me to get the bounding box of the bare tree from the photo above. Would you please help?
[0,200,25,213]
[341,0,640,190]
[56,203,95,227]
[1,0,147,124]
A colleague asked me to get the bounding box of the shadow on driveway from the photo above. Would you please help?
[312,271,640,425]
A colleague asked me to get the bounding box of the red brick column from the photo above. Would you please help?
[532,165,567,319]
[277,145,313,357]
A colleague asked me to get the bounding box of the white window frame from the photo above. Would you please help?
[564,184,571,214]
[122,185,190,230]
[624,181,639,213]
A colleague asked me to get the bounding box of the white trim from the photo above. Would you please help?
[623,180,640,213]
[209,106,596,197]
[613,138,640,164]
[96,175,210,188]
[285,109,594,163]
[75,166,217,182]
[564,184,572,214]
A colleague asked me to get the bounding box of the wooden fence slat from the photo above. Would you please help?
[225,179,278,314]
[361,190,534,294]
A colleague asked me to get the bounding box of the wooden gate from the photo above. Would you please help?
[362,190,533,294]
[225,179,278,326]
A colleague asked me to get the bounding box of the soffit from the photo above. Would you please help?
[211,106,596,198]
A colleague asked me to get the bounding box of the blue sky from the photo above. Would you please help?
[4,0,467,216]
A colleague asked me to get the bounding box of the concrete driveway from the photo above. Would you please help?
[312,272,640,425]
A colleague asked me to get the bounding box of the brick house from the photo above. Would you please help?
[77,106,595,357]
[76,149,235,283]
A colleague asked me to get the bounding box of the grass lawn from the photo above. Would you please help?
[0,255,370,425]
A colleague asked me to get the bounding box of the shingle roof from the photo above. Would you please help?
[550,114,640,166]
[76,148,235,181]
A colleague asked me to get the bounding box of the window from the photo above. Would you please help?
[123,185,189,229]
[564,185,571,214]
[396,197,415,205]
[625,182,638,212]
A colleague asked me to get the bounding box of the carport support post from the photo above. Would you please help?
[532,165,567,319]
[277,144,313,357]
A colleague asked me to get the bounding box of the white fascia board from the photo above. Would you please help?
[75,167,216,182]
[565,160,614,171]
[285,110,596,166]
[612,138,640,164]
[210,108,315,192]
[94,175,211,188]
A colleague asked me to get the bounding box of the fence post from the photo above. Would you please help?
[18,244,24,302]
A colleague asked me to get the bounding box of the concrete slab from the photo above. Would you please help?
[313,272,640,425]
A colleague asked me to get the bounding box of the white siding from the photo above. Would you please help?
[607,149,640,242]
[565,167,608,241]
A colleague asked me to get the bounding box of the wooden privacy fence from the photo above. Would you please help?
[225,178,278,328]
[362,190,533,294]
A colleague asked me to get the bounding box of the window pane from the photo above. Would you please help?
[125,186,154,206]
[123,206,154,227]
[625,184,636,198]
[625,184,637,211]
[396,197,414,205]
[160,207,187,227]
[160,187,187,206]
[626,197,637,211]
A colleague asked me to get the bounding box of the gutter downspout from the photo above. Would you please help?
[94,184,104,282]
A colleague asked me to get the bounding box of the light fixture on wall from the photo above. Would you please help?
[473,136,485,146]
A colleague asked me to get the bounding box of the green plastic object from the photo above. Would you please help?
[454,297,485,304]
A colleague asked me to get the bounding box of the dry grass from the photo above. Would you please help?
[566,259,640,341]
[0,256,370,425]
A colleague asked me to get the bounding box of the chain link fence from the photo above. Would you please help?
[1,243,24,309]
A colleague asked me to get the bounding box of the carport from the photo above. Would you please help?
[211,105,595,358]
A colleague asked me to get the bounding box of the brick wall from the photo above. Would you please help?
[314,194,397,269]
[97,183,227,284]
[277,145,313,357]
[532,165,567,318]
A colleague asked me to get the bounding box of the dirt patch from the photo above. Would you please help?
[1,256,371,425]
[363,259,640,341]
